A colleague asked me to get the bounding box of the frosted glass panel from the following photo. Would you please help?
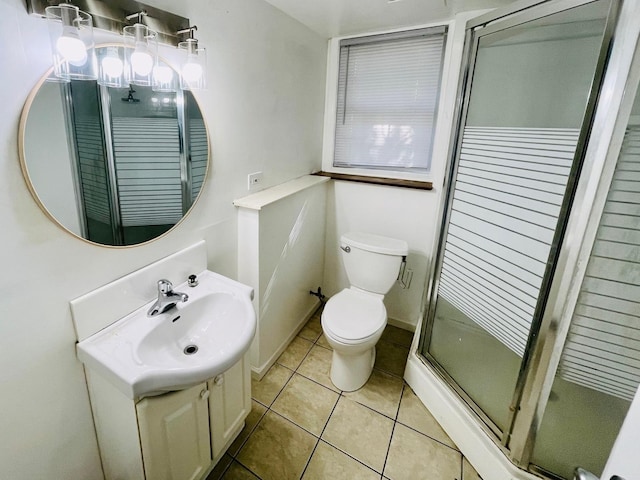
[532,92,640,478]
[425,1,609,433]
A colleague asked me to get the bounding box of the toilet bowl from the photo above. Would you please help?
[321,232,408,392]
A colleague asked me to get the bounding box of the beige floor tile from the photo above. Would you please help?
[375,341,409,377]
[237,411,317,480]
[251,364,293,406]
[272,373,339,435]
[206,453,233,480]
[397,386,457,449]
[298,345,340,392]
[227,400,267,456]
[344,369,403,418]
[322,397,394,473]
[384,424,461,480]
[463,457,482,480]
[381,325,414,348]
[316,333,332,350]
[299,316,323,342]
[222,461,260,480]
[277,336,314,370]
[302,440,379,480]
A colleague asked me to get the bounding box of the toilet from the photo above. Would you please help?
[321,232,408,392]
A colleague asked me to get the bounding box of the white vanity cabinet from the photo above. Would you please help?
[208,354,252,461]
[137,383,212,480]
[86,354,251,480]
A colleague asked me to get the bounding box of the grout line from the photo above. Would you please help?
[395,420,461,453]
[380,416,397,478]
[233,457,265,480]
[215,457,233,480]
[311,438,383,478]
[298,393,341,479]
[229,403,269,459]
[395,383,406,421]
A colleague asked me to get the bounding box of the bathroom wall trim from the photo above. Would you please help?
[233,175,329,210]
[388,315,417,332]
[314,171,433,190]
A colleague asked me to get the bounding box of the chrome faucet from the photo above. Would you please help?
[147,279,189,316]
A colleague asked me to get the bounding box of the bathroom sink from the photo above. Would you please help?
[77,270,256,399]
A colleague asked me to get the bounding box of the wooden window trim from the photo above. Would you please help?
[313,171,433,190]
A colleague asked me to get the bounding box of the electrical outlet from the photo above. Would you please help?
[248,171,263,191]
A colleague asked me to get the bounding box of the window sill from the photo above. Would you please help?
[313,171,433,190]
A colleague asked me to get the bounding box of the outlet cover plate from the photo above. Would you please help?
[248,172,263,191]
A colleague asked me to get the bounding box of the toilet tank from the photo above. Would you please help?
[340,232,409,295]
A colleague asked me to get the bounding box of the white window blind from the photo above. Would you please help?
[334,27,447,173]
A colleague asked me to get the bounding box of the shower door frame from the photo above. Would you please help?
[417,0,620,472]
[63,83,195,246]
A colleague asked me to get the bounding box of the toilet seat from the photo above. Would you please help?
[322,289,386,344]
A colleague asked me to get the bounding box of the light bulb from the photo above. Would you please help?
[153,65,173,84]
[56,35,87,66]
[131,51,153,76]
[101,55,123,78]
[182,61,203,84]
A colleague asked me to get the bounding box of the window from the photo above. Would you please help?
[332,27,447,176]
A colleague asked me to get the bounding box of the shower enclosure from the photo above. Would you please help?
[418,0,640,478]
[61,81,207,245]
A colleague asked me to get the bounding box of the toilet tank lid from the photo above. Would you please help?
[341,232,408,256]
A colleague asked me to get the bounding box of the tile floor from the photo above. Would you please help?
[208,309,482,480]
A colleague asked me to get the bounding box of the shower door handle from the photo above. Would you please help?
[574,467,626,480]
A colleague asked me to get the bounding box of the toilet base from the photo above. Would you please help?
[330,346,376,392]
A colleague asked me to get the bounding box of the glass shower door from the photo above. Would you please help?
[421,0,614,438]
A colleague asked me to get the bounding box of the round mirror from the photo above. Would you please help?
[19,46,209,247]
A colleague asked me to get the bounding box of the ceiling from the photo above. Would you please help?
[261,0,517,38]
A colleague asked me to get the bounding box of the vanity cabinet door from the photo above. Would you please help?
[136,383,212,480]
[209,355,251,460]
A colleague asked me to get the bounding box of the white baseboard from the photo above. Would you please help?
[250,300,321,380]
[387,316,416,332]
[404,354,540,480]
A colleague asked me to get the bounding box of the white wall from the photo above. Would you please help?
[0,0,326,478]
[238,177,329,375]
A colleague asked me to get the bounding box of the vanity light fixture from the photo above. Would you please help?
[98,46,125,87]
[123,12,158,87]
[177,26,206,90]
[152,59,177,92]
[45,3,97,81]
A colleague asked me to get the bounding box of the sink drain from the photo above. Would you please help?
[183,345,198,355]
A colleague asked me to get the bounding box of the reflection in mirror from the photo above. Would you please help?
[21,51,208,247]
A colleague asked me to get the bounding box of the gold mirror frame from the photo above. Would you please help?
[18,44,210,248]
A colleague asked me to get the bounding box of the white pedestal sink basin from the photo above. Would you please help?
[77,270,256,399]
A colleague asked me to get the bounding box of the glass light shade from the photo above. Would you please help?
[123,24,158,86]
[45,4,97,81]
[152,60,177,92]
[97,46,125,87]
[178,39,206,90]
